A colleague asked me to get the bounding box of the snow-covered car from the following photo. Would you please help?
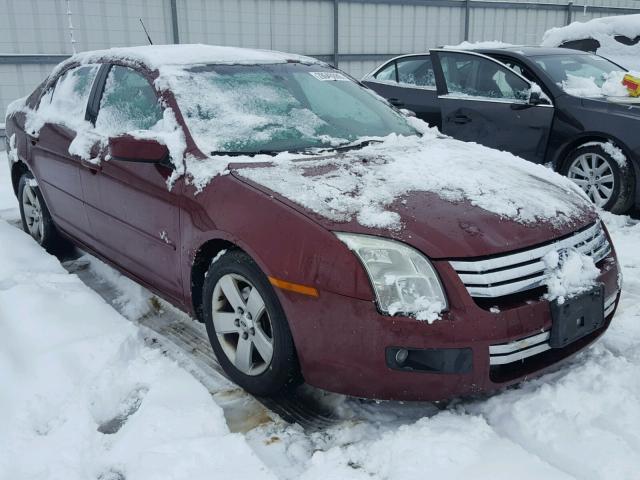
[4,45,621,401]
[364,46,640,213]
[542,14,640,71]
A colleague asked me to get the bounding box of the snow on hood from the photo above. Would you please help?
[542,14,640,71]
[234,125,594,231]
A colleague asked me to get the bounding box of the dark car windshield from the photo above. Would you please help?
[533,53,624,88]
[169,63,417,155]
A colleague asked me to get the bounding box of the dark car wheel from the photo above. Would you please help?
[562,144,635,214]
[18,172,70,252]
[202,249,301,397]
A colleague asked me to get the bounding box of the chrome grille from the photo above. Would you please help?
[451,222,611,299]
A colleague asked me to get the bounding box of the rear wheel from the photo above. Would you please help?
[18,172,70,252]
[202,250,301,396]
[562,144,634,214]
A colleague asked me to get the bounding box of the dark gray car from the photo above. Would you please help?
[364,46,640,214]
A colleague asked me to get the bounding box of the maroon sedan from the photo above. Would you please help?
[4,45,620,400]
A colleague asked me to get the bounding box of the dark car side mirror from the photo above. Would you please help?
[109,135,171,167]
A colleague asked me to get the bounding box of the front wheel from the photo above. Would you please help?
[202,250,301,396]
[561,144,634,214]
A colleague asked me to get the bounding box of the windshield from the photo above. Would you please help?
[169,63,417,154]
[533,53,624,88]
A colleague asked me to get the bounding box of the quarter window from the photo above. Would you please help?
[96,66,163,135]
[40,65,99,121]
[439,52,530,101]
[374,62,397,82]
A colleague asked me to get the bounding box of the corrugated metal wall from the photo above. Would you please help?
[1,0,640,117]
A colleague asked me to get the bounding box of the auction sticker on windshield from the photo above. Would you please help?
[310,71,349,81]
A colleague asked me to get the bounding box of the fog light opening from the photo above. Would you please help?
[395,348,409,365]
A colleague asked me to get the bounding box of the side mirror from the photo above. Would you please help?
[529,90,542,105]
[109,135,171,166]
[400,108,417,118]
[529,90,550,106]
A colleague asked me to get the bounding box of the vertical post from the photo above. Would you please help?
[464,0,470,41]
[333,0,339,68]
[566,1,573,25]
[170,0,180,44]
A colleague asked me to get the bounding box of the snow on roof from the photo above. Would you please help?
[54,44,323,76]
[542,14,640,46]
[542,14,640,71]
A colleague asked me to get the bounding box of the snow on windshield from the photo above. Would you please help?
[237,122,593,230]
[161,64,416,155]
[560,70,630,98]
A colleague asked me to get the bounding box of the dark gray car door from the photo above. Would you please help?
[430,49,554,164]
[362,55,441,127]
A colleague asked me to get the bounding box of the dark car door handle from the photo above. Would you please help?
[27,133,38,146]
[80,158,101,174]
[388,98,405,107]
[451,114,471,125]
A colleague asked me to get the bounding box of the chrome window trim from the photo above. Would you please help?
[438,94,554,107]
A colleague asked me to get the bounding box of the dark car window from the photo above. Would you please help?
[96,65,164,135]
[374,61,397,82]
[39,65,99,120]
[439,52,530,101]
[396,57,436,88]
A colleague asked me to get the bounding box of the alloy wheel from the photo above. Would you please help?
[211,273,274,376]
[22,183,44,243]
[567,152,615,207]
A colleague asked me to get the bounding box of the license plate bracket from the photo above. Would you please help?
[549,284,605,349]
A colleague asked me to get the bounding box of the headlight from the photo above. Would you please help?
[336,233,447,321]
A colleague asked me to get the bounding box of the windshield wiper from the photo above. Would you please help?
[331,139,384,152]
[209,150,282,157]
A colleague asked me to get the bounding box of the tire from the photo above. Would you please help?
[202,249,301,396]
[18,172,71,252]
[561,144,635,214]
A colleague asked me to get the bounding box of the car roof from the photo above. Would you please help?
[472,45,589,57]
[52,44,324,76]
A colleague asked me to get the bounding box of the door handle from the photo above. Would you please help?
[80,158,101,174]
[452,114,471,125]
[28,133,39,146]
[388,98,405,107]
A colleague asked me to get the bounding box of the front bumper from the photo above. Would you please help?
[277,250,620,402]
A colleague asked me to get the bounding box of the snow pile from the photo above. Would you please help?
[583,140,627,167]
[444,40,514,50]
[237,125,593,230]
[543,14,640,71]
[560,70,633,98]
[0,216,275,479]
[543,248,600,304]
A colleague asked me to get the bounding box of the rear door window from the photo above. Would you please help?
[96,65,164,135]
[396,56,436,88]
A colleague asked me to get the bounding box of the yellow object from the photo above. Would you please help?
[622,74,640,97]
[268,276,319,297]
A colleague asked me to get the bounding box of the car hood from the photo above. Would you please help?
[231,133,597,259]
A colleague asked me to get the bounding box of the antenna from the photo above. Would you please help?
[139,18,154,45]
[66,0,77,54]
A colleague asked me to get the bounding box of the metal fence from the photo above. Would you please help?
[2,0,640,130]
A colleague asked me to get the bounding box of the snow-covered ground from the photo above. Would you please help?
[2,150,640,479]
